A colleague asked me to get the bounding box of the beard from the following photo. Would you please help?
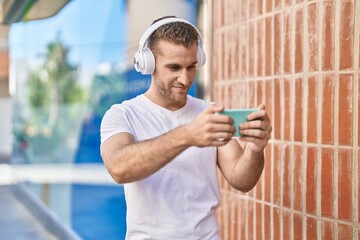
[155,79,189,103]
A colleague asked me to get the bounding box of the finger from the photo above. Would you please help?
[239,129,270,140]
[204,104,225,114]
[212,114,235,125]
[240,120,269,131]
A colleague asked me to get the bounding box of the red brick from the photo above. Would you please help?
[257,18,264,76]
[240,0,248,22]
[293,145,303,211]
[264,205,271,238]
[322,2,335,71]
[321,220,334,240]
[321,148,334,218]
[306,217,317,240]
[284,0,292,7]
[233,200,239,239]
[273,144,282,205]
[249,0,256,19]
[339,1,354,70]
[257,80,265,107]
[220,32,226,80]
[249,22,255,78]
[338,74,353,146]
[240,199,246,239]
[274,79,281,139]
[338,223,353,240]
[283,210,292,240]
[338,149,353,221]
[306,147,317,215]
[308,3,318,72]
[273,208,281,240]
[284,11,292,74]
[322,75,334,144]
[248,81,256,108]
[257,0,263,15]
[294,213,303,240]
[265,16,273,76]
[265,80,273,127]
[248,201,255,240]
[256,203,263,239]
[295,7,303,73]
[274,13,282,75]
[274,0,281,10]
[283,145,292,207]
[240,25,248,78]
[226,30,241,80]
[307,76,318,143]
[212,33,220,80]
[266,0,273,13]
[284,78,291,140]
[226,195,232,238]
[256,172,263,200]
[264,144,272,203]
[294,78,303,142]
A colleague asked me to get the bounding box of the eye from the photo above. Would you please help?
[169,65,180,71]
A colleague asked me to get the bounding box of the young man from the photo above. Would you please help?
[100,16,272,240]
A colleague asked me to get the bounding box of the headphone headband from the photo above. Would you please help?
[138,17,203,50]
[134,17,206,74]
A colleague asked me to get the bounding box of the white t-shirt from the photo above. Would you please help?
[101,94,221,240]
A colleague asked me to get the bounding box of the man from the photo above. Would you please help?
[100,16,272,240]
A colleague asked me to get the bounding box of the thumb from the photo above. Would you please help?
[257,104,266,110]
[205,103,224,114]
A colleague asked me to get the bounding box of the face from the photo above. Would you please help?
[150,40,198,109]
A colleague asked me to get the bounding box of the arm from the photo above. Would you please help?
[101,105,235,184]
[217,104,272,192]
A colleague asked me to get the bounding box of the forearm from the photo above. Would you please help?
[106,125,191,183]
[230,143,265,192]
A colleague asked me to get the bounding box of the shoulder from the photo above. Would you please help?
[186,95,212,111]
[104,95,144,117]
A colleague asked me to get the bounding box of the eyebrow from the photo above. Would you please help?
[165,61,198,68]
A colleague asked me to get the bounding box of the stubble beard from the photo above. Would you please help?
[156,80,188,103]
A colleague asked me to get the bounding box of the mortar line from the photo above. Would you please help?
[316,1,324,238]
[333,2,341,239]
[302,2,309,239]
[352,1,360,239]
[290,4,296,239]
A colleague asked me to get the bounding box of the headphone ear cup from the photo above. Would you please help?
[134,48,155,74]
[196,47,206,69]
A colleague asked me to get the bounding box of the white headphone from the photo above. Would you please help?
[134,17,206,75]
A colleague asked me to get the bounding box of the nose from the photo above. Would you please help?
[177,69,191,85]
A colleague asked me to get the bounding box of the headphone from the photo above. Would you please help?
[134,17,206,75]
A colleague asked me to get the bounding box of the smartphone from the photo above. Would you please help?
[220,108,258,136]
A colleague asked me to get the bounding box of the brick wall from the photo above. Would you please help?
[212,0,359,239]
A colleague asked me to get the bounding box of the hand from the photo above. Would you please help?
[238,104,272,152]
[185,104,236,147]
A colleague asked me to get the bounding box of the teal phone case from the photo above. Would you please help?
[220,109,257,136]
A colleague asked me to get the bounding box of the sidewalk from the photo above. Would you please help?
[0,165,81,240]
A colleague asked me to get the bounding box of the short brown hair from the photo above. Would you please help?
[148,16,199,53]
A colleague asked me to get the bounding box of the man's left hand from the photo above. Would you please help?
[238,104,272,152]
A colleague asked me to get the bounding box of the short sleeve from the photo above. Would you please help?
[100,104,133,147]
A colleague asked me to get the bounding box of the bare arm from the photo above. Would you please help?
[217,104,272,192]
[101,105,235,184]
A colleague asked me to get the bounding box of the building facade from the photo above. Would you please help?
[210,0,359,239]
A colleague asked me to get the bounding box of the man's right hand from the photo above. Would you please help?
[185,104,236,147]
